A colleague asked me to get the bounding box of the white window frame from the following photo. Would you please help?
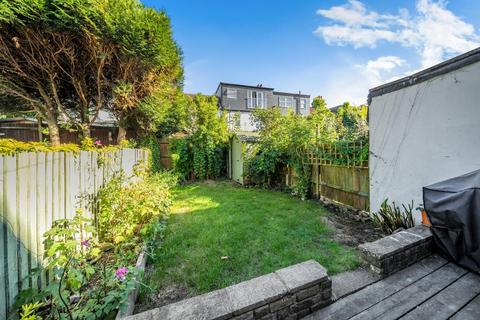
[247,90,266,109]
[226,88,237,99]
[279,96,293,108]
[300,98,307,109]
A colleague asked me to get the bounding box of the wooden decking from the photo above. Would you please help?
[306,255,480,320]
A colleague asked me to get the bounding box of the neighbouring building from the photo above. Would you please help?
[369,47,480,221]
[0,111,135,144]
[215,82,310,131]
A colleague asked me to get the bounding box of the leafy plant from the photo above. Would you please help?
[370,199,415,234]
[14,211,139,320]
[96,172,176,245]
[170,94,229,180]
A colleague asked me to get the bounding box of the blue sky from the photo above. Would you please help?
[141,0,480,107]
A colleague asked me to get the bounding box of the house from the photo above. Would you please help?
[215,82,310,131]
[368,47,480,220]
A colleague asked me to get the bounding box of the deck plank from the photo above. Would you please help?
[349,263,467,320]
[450,294,480,320]
[304,255,447,320]
[400,272,480,320]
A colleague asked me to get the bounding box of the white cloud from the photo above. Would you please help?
[357,56,406,86]
[315,0,480,68]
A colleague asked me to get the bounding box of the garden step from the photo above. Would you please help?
[126,260,333,320]
[331,267,381,300]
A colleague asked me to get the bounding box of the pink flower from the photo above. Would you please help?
[115,267,129,281]
[80,239,90,247]
[94,140,102,146]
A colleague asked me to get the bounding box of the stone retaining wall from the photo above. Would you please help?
[359,225,433,276]
[127,260,332,320]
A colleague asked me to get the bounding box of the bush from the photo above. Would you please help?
[13,170,177,319]
[13,211,139,320]
[170,94,228,181]
[96,171,177,245]
[370,199,415,234]
[0,138,136,155]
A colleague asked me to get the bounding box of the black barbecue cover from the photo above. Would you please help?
[423,169,480,273]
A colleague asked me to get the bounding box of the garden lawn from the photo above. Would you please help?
[141,181,359,306]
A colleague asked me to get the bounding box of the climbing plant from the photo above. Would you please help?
[170,94,229,180]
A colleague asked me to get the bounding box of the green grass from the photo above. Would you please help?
[144,181,359,298]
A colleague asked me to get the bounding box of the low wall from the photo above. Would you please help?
[128,260,332,320]
[359,226,433,276]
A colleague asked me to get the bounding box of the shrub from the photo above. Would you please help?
[13,211,139,320]
[170,94,228,181]
[0,138,137,155]
[370,199,415,234]
[96,171,177,245]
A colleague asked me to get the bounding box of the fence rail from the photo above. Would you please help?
[0,148,149,318]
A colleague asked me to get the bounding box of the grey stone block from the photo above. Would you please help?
[359,226,433,277]
[232,311,254,320]
[227,273,287,315]
[253,304,270,318]
[269,295,295,312]
[296,285,319,301]
[275,260,328,293]
[152,288,233,320]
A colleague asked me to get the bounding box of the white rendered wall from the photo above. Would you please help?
[227,111,257,132]
[369,62,480,221]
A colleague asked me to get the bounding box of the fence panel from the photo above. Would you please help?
[312,165,369,211]
[0,148,148,318]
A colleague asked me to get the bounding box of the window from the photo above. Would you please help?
[300,99,307,109]
[247,91,266,109]
[226,88,237,99]
[279,96,293,108]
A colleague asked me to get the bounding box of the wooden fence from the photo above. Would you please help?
[286,142,369,211]
[0,148,149,318]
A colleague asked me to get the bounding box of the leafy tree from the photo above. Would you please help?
[0,0,182,145]
[248,108,312,198]
[336,102,368,142]
[312,96,327,110]
[103,0,183,142]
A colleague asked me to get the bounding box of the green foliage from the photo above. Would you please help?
[245,108,312,197]
[13,168,177,319]
[371,199,415,234]
[0,0,183,143]
[14,210,139,320]
[0,138,136,155]
[19,301,43,320]
[336,102,368,142]
[245,100,369,198]
[170,94,229,180]
[138,134,162,172]
[96,172,176,245]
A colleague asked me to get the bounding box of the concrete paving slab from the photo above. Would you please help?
[331,267,381,300]
[274,260,328,292]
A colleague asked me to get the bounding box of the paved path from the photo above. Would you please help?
[305,255,480,320]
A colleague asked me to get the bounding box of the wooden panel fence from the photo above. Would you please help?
[310,164,369,211]
[286,142,369,211]
[0,148,149,318]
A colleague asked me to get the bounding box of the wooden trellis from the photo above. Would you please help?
[306,141,368,168]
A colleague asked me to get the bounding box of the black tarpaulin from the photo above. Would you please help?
[423,169,480,273]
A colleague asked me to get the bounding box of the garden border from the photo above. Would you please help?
[126,260,332,320]
[116,247,148,319]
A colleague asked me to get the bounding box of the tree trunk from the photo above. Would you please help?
[46,120,61,146]
[117,126,127,144]
[81,127,91,140]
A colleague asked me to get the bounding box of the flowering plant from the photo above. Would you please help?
[14,211,138,319]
